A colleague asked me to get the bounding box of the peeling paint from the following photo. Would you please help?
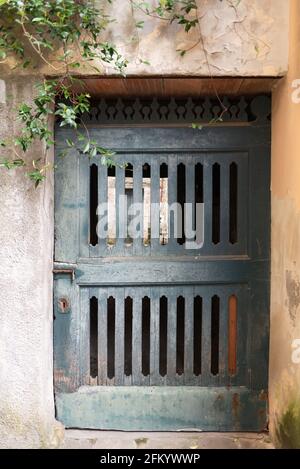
[56,387,267,431]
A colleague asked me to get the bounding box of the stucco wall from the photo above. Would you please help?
[270,0,300,449]
[0,0,289,78]
[0,77,63,448]
[98,0,289,77]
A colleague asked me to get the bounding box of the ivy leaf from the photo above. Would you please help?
[77,133,86,142]
[66,138,74,147]
[90,146,97,158]
[31,18,46,23]
[0,158,25,169]
[135,21,145,29]
[70,62,81,68]
[139,58,150,65]
[83,142,90,154]
[0,0,132,184]
[192,123,203,130]
[58,150,68,158]
[22,59,31,68]
[28,172,45,188]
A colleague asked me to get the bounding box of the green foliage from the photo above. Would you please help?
[131,0,228,120]
[0,158,25,169]
[0,0,127,185]
[131,0,199,35]
[131,0,225,56]
[0,0,229,186]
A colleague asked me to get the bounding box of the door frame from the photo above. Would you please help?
[54,95,271,431]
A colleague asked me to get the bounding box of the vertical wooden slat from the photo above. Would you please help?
[115,161,125,255]
[114,288,125,385]
[220,160,230,249]
[166,290,177,384]
[203,157,212,252]
[79,288,90,385]
[229,162,238,246]
[210,294,220,386]
[142,160,151,256]
[106,293,116,386]
[89,165,98,257]
[237,155,248,253]
[98,287,108,385]
[184,287,194,384]
[89,287,99,385]
[79,158,90,258]
[123,288,132,386]
[235,287,248,386]
[97,162,108,257]
[141,287,151,385]
[185,157,195,250]
[192,293,202,385]
[228,293,238,377]
[133,157,144,256]
[218,291,229,385]
[168,155,178,253]
[201,293,212,385]
[150,156,160,254]
[149,287,162,385]
[131,291,142,385]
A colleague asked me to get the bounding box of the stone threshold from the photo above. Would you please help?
[61,430,274,449]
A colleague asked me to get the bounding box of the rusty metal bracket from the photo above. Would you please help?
[53,266,76,281]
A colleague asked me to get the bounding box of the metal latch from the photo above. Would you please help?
[52,268,75,282]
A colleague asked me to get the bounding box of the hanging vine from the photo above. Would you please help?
[0,0,128,185]
[0,0,237,186]
[129,0,227,123]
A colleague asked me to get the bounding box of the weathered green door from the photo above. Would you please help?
[54,96,270,431]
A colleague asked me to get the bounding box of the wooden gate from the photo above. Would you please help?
[54,96,270,430]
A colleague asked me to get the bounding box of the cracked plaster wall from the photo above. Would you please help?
[97,0,288,77]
